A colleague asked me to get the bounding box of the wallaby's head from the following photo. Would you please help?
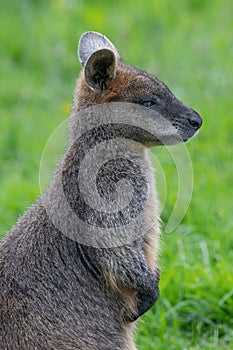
[74,31,202,144]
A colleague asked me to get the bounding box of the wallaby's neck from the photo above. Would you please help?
[42,120,155,249]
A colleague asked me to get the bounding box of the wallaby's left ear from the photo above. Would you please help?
[78,31,119,92]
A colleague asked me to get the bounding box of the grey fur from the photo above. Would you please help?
[0,32,202,349]
[78,31,119,67]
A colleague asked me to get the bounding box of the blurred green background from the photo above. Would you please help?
[1,0,233,349]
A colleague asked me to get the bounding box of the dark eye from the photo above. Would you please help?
[140,99,157,108]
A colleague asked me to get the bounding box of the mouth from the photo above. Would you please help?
[183,130,200,143]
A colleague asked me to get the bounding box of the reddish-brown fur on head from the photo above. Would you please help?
[73,64,133,111]
[75,32,202,142]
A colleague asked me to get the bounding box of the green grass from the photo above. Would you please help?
[1,0,233,349]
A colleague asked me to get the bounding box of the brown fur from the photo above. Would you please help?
[73,66,134,112]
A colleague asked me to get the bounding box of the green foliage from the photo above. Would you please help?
[1,0,233,348]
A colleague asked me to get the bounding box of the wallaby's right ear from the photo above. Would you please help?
[78,31,119,92]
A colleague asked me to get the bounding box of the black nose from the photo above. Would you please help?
[187,114,202,129]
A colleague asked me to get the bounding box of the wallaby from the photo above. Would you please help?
[0,32,202,350]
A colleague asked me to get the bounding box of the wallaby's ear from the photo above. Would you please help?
[78,31,119,92]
